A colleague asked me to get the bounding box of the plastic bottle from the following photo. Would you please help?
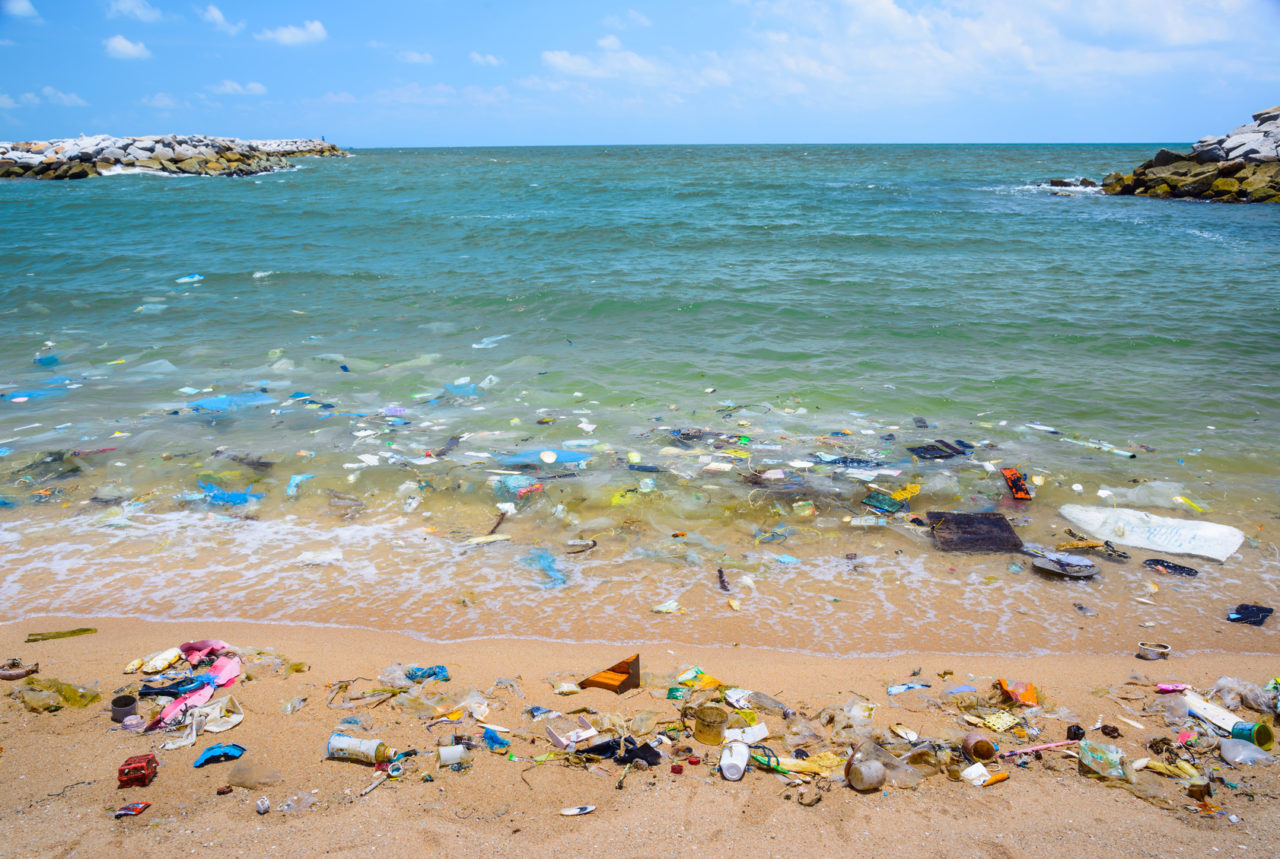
[1219,738,1276,767]
[327,732,397,764]
[746,691,796,720]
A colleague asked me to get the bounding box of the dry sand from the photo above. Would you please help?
[3,616,1279,857]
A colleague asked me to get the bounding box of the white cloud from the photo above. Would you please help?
[108,0,159,22]
[322,91,356,104]
[141,91,177,108]
[103,34,150,59]
[209,80,267,95]
[40,85,86,107]
[200,4,243,36]
[597,34,622,50]
[372,82,455,106]
[603,9,651,29]
[397,50,434,64]
[255,19,326,46]
[470,51,501,66]
[542,46,661,81]
[1,0,39,19]
[0,38,14,45]
[0,93,15,108]
[19,91,37,104]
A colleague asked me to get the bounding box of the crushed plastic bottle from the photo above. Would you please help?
[1219,738,1276,767]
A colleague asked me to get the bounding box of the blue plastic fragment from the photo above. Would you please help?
[444,382,479,397]
[175,273,204,283]
[3,389,67,401]
[887,682,931,695]
[198,480,264,505]
[524,548,567,587]
[493,474,538,501]
[188,392,276,412]
[33,354,59,367]
[772,554,800,564]
[482,728,510,751]
[339,364,350,373]
[0,447,10,457]
[285,474,315,498]
[495,449,592,467]
[945,684,977,695]
[404,664,450,683]
[193,743,245,767]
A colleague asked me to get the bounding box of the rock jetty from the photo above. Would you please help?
[1102,106,1280,203]
[0,134,345,180]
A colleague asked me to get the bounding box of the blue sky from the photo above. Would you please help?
[1,0,1277,146]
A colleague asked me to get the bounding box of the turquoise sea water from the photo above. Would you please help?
[1,145,1278,652]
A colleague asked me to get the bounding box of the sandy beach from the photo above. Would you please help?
[3,615,1278,857]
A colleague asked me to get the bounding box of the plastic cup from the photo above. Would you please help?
[962,732,996,762]
[111,694,137,723]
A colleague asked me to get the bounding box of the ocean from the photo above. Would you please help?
[1,144,1277,655]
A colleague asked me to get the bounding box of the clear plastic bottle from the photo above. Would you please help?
[1219,738,1276,767]
[747,691,796,720]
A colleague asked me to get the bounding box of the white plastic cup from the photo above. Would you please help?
[437,744,471,765]
[719,741,749,781]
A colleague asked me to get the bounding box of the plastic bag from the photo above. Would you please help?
[629,710,659,736]
[13,677,101,711]
[1211,676,1276,715]
[1077,740,1131,781]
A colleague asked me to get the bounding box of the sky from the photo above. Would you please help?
[1,0,1278,147]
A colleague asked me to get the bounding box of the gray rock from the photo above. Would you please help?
[1150,148,1187,168]
[1228,121,1260,137]
[1252,105,1280,123]
[100,146,127,162]
[131,138,155,152]
[151,145,175,161]
[172,144,197,161]
[125,145,150,161]
[1194,144,1226,163]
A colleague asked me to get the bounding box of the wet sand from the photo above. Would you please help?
[2,616,1279,857]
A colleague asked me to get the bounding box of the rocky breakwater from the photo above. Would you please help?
[1102,106,1280,203]
[0,134,345,180]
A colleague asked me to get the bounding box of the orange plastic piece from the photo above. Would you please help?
[579,654,640,695]
[998,679,1039,706]
[1000,468,1033,500]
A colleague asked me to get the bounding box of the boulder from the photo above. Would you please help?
[1252,105,1280,123]
[1194,144,1227,162]
[1149,148,1188,168]
[65,163,93,180]
[1218,159,1246,177]
[125,145,150,161]
[174,157,205,174]
[152,145,175,161]
[172,144,198,161]
[133,158,163,170]
[1209,177,1240,196]
[1166,164,1219,197]
[100,146,127,162]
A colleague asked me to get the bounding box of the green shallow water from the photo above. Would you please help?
[0,144,1278,652]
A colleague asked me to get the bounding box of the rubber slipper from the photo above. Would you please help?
[194,743,246,768]
[1142,558,1199,577]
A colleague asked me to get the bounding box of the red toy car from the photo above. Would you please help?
[118,753,158,788]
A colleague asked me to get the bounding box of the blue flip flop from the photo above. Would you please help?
[193,743,246,768]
